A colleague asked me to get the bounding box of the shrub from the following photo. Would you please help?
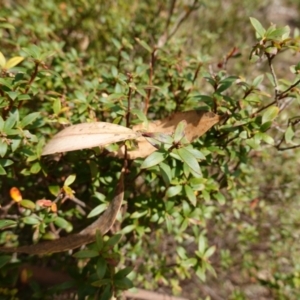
[0,1,300,299]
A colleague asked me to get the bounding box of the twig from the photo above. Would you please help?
[278,144,300,151]
[279,78,300,98]
[126,73,133,128]
[144,49,156,115]
[157,0,200,47]
[266,54,279,104]
[251,100,276,118]
[166,0,199,42]
[165,0,177,33]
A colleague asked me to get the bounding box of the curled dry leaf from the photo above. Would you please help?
[42,122,139,155]
[112,110,222,159]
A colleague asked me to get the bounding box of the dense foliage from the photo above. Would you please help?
[1,1,300,299]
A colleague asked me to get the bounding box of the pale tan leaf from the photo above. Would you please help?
[112,110,222,159]
[4,56,24,69]
[42,122,139,155]
[0,52,6,68]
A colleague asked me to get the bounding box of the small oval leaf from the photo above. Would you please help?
[64,174,76,186]
[262,106,279,124]
[141,150,167,169]
[20,199,36,210]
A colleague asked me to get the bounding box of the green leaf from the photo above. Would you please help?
[135,38,152,52]
[64,174,76,186]
[87,203,108,218]
[159,162,172,185]
[266,26,290,40]
[260,132,274,145]
[250,17,266,38]
[181,258,197,268]
[6,91,19,101]
[91,278,111,287]
[48,185,60,197]
[166,185,182,198]
[22,216,40,225]
[54,217,70,230]
[285,126,294,144]
[105,234,122,248]
[0,256,11,269]
[0,159,13,167]
[4,110,19,132]
[73,250,99,258]
[213,191,226,205]
[177,147,201,175]
[30,162,41,174]
[20,199,36,210]
[0,141,8,157]
[10,138,21,152]
[130,210,147,219]
[262,106,279,124]
[0,165,6,175]
[196,265,206,281]
[131,108,148,124]
[141,150,167,169]
[0,116,4,131]
[252,74,264,87]
[0,219,17,230]
[204,245,216,259]
[95,230,104,251]
[198,234,206,254]
[176,246,187,259]
[114,267,133,279]
[184,184,197,206]
[174,120,187,143]
[120,224,135,234]
[20,112,40,128]
[53,98,61,115]
[96,257,107,279]
[113,278,134,290]
[190,178,206,191]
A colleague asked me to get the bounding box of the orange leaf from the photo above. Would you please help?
[10,187,22,202]
[36,199,53,207]
[51,203,57,213]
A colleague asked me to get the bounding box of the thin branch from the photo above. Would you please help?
[157,0,200,47]
[277,144,300,151]
[165,0,177,33]
[251,100,276,118]
[144,49,156,115]
[266,54,279,104]
[126,73,133,128]
[279,78,300,98]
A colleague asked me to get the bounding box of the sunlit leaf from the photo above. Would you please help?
[250,17,266,38]
[42,122,139,155]
[262,106,279,124]
[141,150,167,169]
[64,174,76,186]
[177,147,201,175]
[10,187,22,202]
[4,56,24,69]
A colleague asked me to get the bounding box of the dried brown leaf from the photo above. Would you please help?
[112,110,222,159]
[42,122,139,155]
